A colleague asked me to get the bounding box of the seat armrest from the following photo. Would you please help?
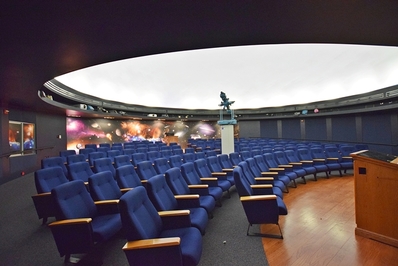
[254,177,274,184]
[121,188,133,193]
[240,195,277,201]
[289,162,302,166]
[123,237,181,250]
[199,177,219,187]
[300,160,313,163]
[313,158,325,162]
[211,172,227,176]
[174,194,200,199]
[222,168,234,172]
[188,184,209,189]
[327,157,340,161]
[269,167,285,171]
[261,171,278,176]
[250,184,273,189]
[188,184,210,196]
[159,211,191,229]
[32,192,51,197]
[49,218,92,226]
[158,210,190,217]
[175,194,200,209]
[278,164,293,168]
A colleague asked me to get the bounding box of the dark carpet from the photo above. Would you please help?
[0,173,269,266]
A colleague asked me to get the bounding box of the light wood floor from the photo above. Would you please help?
[261,172,398,266]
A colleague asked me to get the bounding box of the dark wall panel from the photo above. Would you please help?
[331,116,357,143]
[281,119,301,140]
[305,117,327,142]
[362,112,393,154]
[260,120,278,138]
[239,121,260,138]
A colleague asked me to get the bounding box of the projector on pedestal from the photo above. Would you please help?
[217,92,236,154]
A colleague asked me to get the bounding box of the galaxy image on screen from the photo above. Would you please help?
[66,118,239,151]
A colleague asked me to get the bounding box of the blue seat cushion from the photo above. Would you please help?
[160,227,202,266]
[91,213,122,242]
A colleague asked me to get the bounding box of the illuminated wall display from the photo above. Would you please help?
[66,118,239,151]
[9,121,35,155]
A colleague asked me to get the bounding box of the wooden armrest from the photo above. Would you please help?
[269,167,285,171]
[121,188,133,193]
[141,180,148,184]
[211,172,227,176]
[200,177,218,181]
[32,192,51,197]
[327,157,339,160]
[174,194,200,199]
[222,168,233,172]
[240,195,277,201]
[313,158,325,162]
[342,156,352,159]
[158,210,190,217]
[84,182,89,185]
[250,184,273,189]
[300,160,313,163]
[255,177,274,181]
[188,184,209,189]
[289,162,302,166]
[261,171,278,175]
[49,218,92,226]
[123,237,181,250]
[94,199,119,205]
[279,164,292,168]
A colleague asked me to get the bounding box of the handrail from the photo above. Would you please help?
[0,146,54,158]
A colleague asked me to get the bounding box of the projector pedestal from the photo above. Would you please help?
[218,109,237,155]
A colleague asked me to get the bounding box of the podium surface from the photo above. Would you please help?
[351,150,398,248]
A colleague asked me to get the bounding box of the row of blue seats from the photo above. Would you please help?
[34,155,243,264]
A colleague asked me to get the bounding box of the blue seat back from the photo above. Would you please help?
[195,152,205,159]
[67,154,86,165]
[206,156,223,172]
[131,153,146,167]
[114,155,132,168]
[107,150,121,162]
[229,152,241,166]
[147,174,178,211]
[297,148,313,161]
[68,161,94,182]
[89,171,122,201]
[35,167,69,193]
[164,167,190,195]
[42,157,68,176]
[119,187,162,241]
[88,151,106,166]
[218,154,233,168]
[169,155,183,168]
[182,153,195,163]
[93,157,116,177]
[194,158,212,178]
[115,165,143,188]
[147,151,160,163]
[253,155,270,172]
[136,161,157,180]
[153,157,171,174]
[180,162,201,185]
[52,180,97,220]
[79,148,95,160]
[233,166,254,196]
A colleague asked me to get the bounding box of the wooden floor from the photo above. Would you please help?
[261,172,398,266]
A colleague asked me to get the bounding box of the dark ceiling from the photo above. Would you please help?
[2,1,398,114]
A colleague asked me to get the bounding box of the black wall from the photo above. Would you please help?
[0,110,66,185]
[260,110,398,155]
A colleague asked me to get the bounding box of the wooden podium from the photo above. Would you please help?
[351,150,398,248]
[164,136,178,146]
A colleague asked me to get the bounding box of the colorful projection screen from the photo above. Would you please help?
[66,118,239,151]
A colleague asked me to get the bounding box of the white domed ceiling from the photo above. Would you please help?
[55,43,398,110]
